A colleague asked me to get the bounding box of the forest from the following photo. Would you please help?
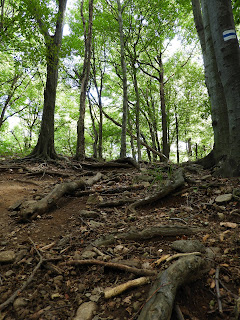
[0,0,240,320]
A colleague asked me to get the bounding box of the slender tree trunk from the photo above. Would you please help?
[117,0,128,158]
[91,45,104,159]
[158,54,169,159]
[29,0,67,160]
[132,65,141,161]
[175,109,179,164]
[76,0,94,160]
[88,93,98,158]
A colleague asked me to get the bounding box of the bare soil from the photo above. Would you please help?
[0,159,239,320]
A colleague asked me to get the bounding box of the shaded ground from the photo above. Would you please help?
[0,159,239,320]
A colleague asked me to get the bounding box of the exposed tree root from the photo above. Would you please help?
[80,157,140,170]
[93,225,201,247]
[16,172,102,221]
[127,168,185,213]
[138,255,208,320]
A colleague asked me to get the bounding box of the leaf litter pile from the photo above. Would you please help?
[0,158,239,320]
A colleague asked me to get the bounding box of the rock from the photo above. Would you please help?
[114,245,129,254]
[205,247,221,259]
[86,194,103,205]
[88,220,104,228]
[0,250,15,263]
[53,275,64,286]
[90,294,101,302]
[5,270,14,277]
[78,283,86,293]
[79,210,100,218]
[217,212,225,220]
[171,240,205,253]
[73,301,98,320]
[215,193,232,203]
[13,297,28,309]
[81,250,97,259]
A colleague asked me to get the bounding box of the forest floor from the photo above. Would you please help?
[0,158,239,320]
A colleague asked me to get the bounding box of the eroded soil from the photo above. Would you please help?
[0,159,239,320]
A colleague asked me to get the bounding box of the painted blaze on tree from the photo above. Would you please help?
[192,0,240,177]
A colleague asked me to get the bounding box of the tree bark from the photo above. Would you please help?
[117,0,128,158]
[159,54,170,159]
[138,255,207,320]
[207,0,240,176]
[192,0,240,176]
[76,0,94,160]
[29,0,67,160]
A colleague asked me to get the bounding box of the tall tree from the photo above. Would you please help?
[116,0,128,158]
[24,0,67,160]
[75,0,94,160]
[192,0,240,176]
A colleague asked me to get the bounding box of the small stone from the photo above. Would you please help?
[88,220,104,228]
[5,270,14,277]
[81,250,97,259]
[13,297,28,309]
[53,275,63,286]
[217,212,225,220]
[171,240,205,253]
[215,194,232,203]
[78,283,86,293]
[133,301,141,311]
[90,294,101,302]
[0,250,15,263]
[79,210,100,218]
[73,301,98,320]
[86,194,103,205]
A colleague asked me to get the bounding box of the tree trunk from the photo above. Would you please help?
[175,108,180,164]
[207,0,240,176]
[29,0,67,160]
[117,0,128,159]
[159,54,170,159]
[76,0,94,160]
[192,0,240,176]
[192,0,229,166]
[132,64,141,161]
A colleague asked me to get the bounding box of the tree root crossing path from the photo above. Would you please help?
[0,158,239,319]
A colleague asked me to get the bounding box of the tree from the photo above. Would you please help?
[24,0,68,160]
[192,0,240,176]
[75,0,94,160]
[116,0,128,158]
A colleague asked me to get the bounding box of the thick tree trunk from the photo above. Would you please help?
[192,0,240,176]
[76,0,94,160]
[29,0,67,160]
[192,0,229,165]
[207,0,240,176]
[117,0,128,158]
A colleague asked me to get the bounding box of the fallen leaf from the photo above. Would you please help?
[220,222,237,228]
[202,234,210,242]
[210,279,216,289]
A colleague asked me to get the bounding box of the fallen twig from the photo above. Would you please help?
[215,266,223,313]
[104,277,149,299]
[63,259,157,276]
